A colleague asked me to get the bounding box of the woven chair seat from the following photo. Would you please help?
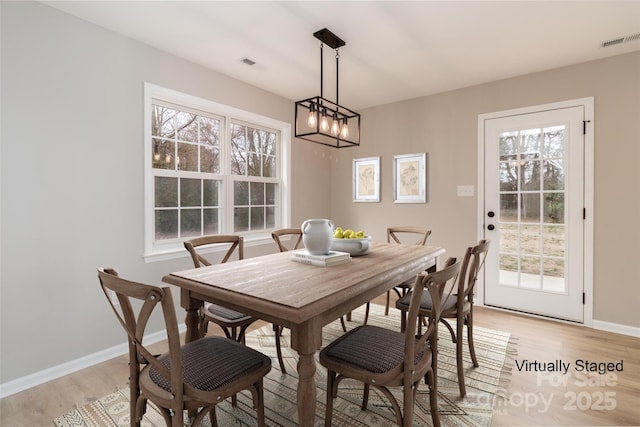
[206,303,252,322]
[396,290,459,313]
[325,325,426,373]
[150,336,268,392]
[326,326,403,373]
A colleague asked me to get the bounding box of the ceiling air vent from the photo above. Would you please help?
[601,32,640,48]
[241,57,256,66]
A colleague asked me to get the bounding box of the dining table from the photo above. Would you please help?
[162,241,445,426]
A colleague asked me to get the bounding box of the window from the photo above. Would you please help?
[144,84,291,261]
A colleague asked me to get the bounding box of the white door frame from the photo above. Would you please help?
[476,98,594,327]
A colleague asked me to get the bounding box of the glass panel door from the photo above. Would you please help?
[484,106,584,322]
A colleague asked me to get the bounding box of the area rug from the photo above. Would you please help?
[54,304,514,426]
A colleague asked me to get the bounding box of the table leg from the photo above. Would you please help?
[184,307,200,342]
[181,289,202,343]
[296,351,317,426]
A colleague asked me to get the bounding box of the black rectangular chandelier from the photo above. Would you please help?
[294,28,361,148]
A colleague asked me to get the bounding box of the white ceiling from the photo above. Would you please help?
[43,1,640,110]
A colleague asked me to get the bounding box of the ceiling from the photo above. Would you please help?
[42,1,640,110]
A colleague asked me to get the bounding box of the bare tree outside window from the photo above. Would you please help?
[498,126,566,279]
[231,123,278,232]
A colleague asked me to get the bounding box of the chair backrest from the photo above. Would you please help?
[97,268,185,406]
[457,239,490,303]
[404,258,461,375]
[387,226,432,246]
[271,227,303,252]
[184,235,244,268]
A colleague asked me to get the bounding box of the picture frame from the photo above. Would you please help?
[353,156,380,202]
[393,152,427,203]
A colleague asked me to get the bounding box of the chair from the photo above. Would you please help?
[271,227,304,252]
[271,227,367,332]
[98,268,271,427]
[184,235,288,374]
[384,226,433,315]
[396,239,490,397]
[319,259,461,427]
[183,235,254,342]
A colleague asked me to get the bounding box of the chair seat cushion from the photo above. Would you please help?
[149,336,268,392]
[396,290,458,313]
[207,303,251,321]
[323,325,415,373]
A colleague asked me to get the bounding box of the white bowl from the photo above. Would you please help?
[331,236,372,256]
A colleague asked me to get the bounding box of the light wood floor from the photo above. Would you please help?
[2,296,639,426]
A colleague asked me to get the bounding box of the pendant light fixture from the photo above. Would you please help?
[294,28,360,148]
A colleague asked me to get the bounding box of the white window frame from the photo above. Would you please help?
[143,83,291,262]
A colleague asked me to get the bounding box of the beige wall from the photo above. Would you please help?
[0,1,333,384]
[330,51,640,328]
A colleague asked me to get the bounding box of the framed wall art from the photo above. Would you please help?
[353,156,380,202]
[393,152,426,203]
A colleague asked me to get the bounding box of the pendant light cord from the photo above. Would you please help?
[335,49,339,106]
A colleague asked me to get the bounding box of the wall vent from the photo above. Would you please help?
[602,32,640,48]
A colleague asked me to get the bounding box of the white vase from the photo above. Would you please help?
[301,219,334,255]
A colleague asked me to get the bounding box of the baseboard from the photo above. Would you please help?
[593,319,640,338]
[478,303,640,338]
[0,324,186,399]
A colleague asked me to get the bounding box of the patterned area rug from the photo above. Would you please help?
[54,304,514,426]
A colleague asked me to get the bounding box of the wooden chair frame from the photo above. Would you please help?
[98,268,271,427]
[384,226,433,314]
[271,227,304,252]
[396,239,490,397]
[319,259,461,427]
[185,235,288,374]
[184,235,253,341]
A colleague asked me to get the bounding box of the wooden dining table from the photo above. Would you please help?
[162,241,445,426]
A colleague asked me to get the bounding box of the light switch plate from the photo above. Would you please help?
[457,185,474,197]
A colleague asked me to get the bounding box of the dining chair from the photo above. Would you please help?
[271,227,304,252]
[395,239,490,397]
[98,268,271,427]
[319,258,461,427]
[184,235,288,374]
[270,227,365,332]
[383,226,433,315]
[184,235,254,341]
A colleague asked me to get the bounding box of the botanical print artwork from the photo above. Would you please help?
[358,163,375,196]
[393,153,426,203]
[353,156,380,202]
[398,160,420,196]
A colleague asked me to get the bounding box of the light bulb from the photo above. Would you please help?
[307,104,317,127]
[341,121,349,138]
[331,115,340,136]
[154,153,161,161]
[320,109,329,132]
[165,154,171,163]
[307,111,316,127]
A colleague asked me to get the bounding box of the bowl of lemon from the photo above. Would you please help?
[331,227,372,256]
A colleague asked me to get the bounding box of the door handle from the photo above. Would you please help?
[487,211,495,230]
